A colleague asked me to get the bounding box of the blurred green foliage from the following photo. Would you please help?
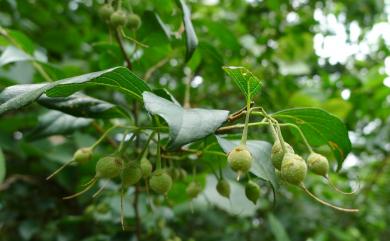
[0,0,390,241]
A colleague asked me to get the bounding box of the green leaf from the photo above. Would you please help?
[0,46,33,66]
[177,0,198,61]
[272,108,352,170]
[216,136,278,190]
[268,214,291,241]
[222,66,262,101]
[38,94,130,119]
[0,67,150,115]
[0,147,5,183]
[142,91,229,149]
[26,110,92,140]
[46,67,150,99]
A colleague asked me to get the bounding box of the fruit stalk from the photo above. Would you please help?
[240,100,252,145]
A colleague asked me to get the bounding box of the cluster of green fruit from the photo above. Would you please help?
[226,145,261,204]
[98,4,141,30]
[271,141,329,184]
[47,147,173,197]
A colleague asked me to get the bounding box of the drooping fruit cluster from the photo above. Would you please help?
[121,161,142,187]
[228,145,253,177]
[98,3,141,30]
[46,147,94,180]
[281,153,307,185]
[271,141,294,170]
[307,152,329,177]
[140,158,153,178]
[149,169,173,195]
[96,156,124,179]
[245,180,260,205]
[216,179,230,199]
[186,181,202,199]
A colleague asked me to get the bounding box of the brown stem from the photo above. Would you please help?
[133,184,141,240]
[114,29,132,69]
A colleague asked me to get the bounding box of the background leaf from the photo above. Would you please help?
[0,46,33,66]
[268,214,291,241]
[177,0,198,61]
[223,66,262,101]
[26,110,92,140]
[143,91,229,149]
[216,136,278,190]
[272,107,352,170]
[0,67,150,115]
[38,94,130,119]
[45,67,150,99]
[0,147,5,183]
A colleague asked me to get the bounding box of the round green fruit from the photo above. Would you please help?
[228,145,253,174]
[281,153,307,185]
[186,181,202,199]
[271,141,294,170]
[140,158,153,178]
[127,13,141,30]
[95,156,123,179]
[178,168,187,180]
[149,169,172,195]
[73,147,93,164]
[245,180,260,204]
[121,161,142,187]
[216,179,230,198]
[98,4,114,20]
[110,10,127,27]
[307,152,329,177]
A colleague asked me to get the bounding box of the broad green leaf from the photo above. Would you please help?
[1,29,36,54]
[268,214,291,241]
[177,0,198,61]
[26,110,92,140]
[0,84,129,119]
[320,98,352,120]
[0,83,54,115]
[0,67,150,115]
[0,147,5,183]
[216,136,278,190]
[38,94,130,119]
[223,66,262,101]
[46,67,150,99]
[272,108,352,170]
[0,46,33,66]
[142,91,229,149]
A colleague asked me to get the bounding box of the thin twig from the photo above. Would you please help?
[114,29,132,69]
[133,185,141,240]
[143,56,170,81]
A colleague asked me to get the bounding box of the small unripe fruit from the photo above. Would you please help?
[96,156,123,179]
[271,141,294,170]
[307,153,329,177]
[98,4,114,20]
[178,168,187,180]
[186,181,202,199]
[281,153,307,185]
[110,10,127,27]
[73,147,93,164]
[140,158,153,178]
[216,179,230,198]
[228,145,253,174]
[127,13,141,30]
[121,161,142,187]
[245,180,260,204]
[149,169,172,195]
